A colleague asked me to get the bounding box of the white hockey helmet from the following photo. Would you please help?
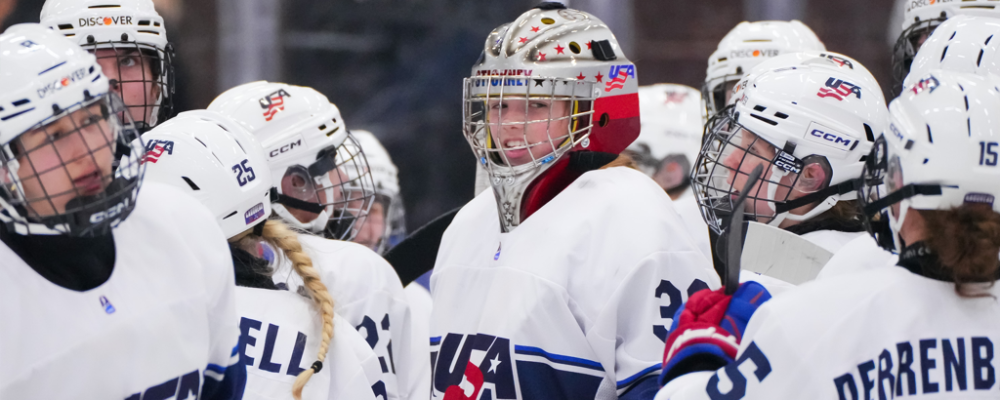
[41,0,174,132]
[703,20,826,119]
[0,24,144,236]
[141,110,272,239]
[861,70,1000,252]
[694,51,887,233]
[903,15,1000,90]
[627,84,702,192]
[349,129,405,253]
[464,3,640,232]
[892,0,1000,95]
[208,81,374,240]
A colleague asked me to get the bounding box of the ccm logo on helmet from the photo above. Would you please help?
[37,68,88,99]
[89,198,130,224]
[78,16,134,27]
[810,129,855,149]
[268,139,302,158]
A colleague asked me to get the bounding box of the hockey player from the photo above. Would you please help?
[430,4,719,399]
[0,25,244,398]
[141,110,386,400]
[209,82,427,400]
[693,51,887,257]
[41,0,174,132]
[702,20,825,120]
[349,130,406,254]
[349,129,434,400]
[658,69,1000,399]
[627,84,710,261]
[891,0,1000,95]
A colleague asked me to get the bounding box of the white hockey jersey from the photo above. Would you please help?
[672,189,712,263]
[404,275,433,400]
[0,182,244,399]
[657,266,1000,399]
[430,167,720,400]
[270,235,427,400]
[817,233,898,280]
[235,286,384,399]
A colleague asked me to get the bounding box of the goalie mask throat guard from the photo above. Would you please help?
[463,7,640,233]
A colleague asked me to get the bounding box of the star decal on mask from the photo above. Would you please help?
[595,71,603,82]
[531,26,540,33]
[586,41,593,50]
[576,72,585,80]
[554,44,565,54]
[538,52,547,61]
[534,79,545,87]
[519,37,528,43]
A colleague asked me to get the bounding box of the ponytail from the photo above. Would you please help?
[919,205,1000,297]
[231,220,335,399]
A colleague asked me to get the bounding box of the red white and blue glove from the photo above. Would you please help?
[658,282,772,385]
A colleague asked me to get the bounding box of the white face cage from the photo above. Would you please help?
[462,75,597,231]
[0,93,144,236]
[85,39,174,132]
[691,108,807,234]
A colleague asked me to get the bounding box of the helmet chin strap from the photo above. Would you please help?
[272,203,330,233]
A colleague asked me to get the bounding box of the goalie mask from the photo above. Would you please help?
[41,0,175,133]
[693,51,886,234]
[0,24,144,236]
[861,70,1000,253]
[208,81,374,241]
[463,3,640,232]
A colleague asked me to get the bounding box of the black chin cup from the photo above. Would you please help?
[324,209,357,240]
[45,177,138,237]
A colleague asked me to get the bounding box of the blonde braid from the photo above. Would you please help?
[238,220,335,399]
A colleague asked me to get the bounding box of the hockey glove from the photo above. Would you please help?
[658,282,771,385]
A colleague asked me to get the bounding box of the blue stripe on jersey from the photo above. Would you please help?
[430,336,441,346]
[206,363,227,374]
[615,364,660,389]
[513,345,603,371]
[230,344,239,357]
[515,360,603,400]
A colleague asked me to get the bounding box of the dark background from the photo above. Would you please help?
[2,0,899,231]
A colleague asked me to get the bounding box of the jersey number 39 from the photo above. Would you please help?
[233,159,256,186]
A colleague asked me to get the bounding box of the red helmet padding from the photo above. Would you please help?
[519,93,640,222]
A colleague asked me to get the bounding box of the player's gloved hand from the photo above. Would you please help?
[658,282,772,385]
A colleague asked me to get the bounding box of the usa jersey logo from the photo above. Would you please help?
[259,89,291,122]
[432,333,608,400]
[817,78,862,101]
[244,202,265,225]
